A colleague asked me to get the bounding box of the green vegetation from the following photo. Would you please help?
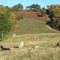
[12,3,23,11]
[47,5,60,31]
[9,11,18,24]
[0,5,19,38]
[0,13,11,38]
[26,4,40,10]
[10,17,59,35]
[41,9,46,16]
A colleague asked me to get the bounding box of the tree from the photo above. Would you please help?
[48,5,60,30]
[0,13,11,38]
[0,7,9,14]
[47,5,50,9]
[12,3,23,11]
[26,4,40,10]
[35,4,40,10]
[0,5,4,8]
[5,6,11,11]
[26,6,30,10]
[9,11,17,24]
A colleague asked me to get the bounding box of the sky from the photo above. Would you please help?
[0,0,60,9]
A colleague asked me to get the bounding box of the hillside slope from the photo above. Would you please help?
[10,17,59,35]
[18,10,50,22]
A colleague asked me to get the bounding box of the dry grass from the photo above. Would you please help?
[0,33,60,60]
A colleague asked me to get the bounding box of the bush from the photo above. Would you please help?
[41,9,46,16]
[17,15,23,20]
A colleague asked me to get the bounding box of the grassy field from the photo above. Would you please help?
[0,17,60,60]
[0,33,60,60]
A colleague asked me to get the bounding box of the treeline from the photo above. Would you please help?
[26,4,40,10]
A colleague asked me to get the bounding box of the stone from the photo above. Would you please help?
[35,45,39,48]
[12,34,16,37]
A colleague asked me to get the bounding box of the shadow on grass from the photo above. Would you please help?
[14,46,19,48]
[0,39,2,42]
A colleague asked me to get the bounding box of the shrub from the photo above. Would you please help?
[41,9,46,16]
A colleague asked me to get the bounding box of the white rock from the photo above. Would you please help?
[12,34,16,37]
[19,42,24,48]
[35,45,39,48]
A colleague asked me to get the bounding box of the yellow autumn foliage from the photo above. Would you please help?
[9,11,17,24]
[0,7,8,14]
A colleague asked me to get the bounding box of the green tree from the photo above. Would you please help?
[48,5,60,30]
[12,3,23,11]
[26,4,40,10]
[0,13,11,38]
[0,7,9,14]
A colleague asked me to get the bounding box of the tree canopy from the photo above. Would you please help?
[12,3,23,11]
[48,5,60,30]
[26,4,40,10]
